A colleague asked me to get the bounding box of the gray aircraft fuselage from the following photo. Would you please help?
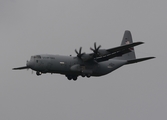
[27,54,126,77]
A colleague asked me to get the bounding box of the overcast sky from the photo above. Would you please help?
[0,0,167,120]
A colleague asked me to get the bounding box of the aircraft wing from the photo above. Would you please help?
[125,57,155,65]
[75,42,143,62]
[95,42,144,62]
[106,42,143,53]
[13,66,29,70]
[95,50,130,62]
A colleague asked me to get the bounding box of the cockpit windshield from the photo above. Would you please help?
[35,55,41,59]
[30,55,55,60]
[31,55,41,59]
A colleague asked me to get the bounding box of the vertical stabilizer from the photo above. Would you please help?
[120,30,136,60]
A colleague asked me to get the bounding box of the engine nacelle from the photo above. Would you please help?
[81,54,92,61]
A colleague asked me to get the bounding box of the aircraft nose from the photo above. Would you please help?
[26,60,31,68]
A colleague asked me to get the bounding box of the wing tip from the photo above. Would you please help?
[12,66,29,70]
[126,56,155,65]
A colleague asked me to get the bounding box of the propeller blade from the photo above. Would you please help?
[90,42,102,57]
[90,47,94,51]
[97,45,101,50]
[79,47,82,54]
[94,42,96,49]
[75,47,85,59]
[75,49,79,55]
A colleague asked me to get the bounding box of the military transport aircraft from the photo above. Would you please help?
[13,30,155,80]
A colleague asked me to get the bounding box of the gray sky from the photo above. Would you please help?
[0,0,167,120]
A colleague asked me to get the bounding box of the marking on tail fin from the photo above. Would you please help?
[125,40,134,50]
[125,40,130,44]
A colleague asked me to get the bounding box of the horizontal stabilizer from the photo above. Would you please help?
[125,57,155,65]
[13,66,29,70]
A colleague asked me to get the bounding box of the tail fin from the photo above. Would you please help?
[120,30,136,60]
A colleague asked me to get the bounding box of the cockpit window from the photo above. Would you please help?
[35,55,41,59]
[31,55,41,59]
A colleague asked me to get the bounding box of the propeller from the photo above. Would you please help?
[75,47,85,59]
[90,42,101,57]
